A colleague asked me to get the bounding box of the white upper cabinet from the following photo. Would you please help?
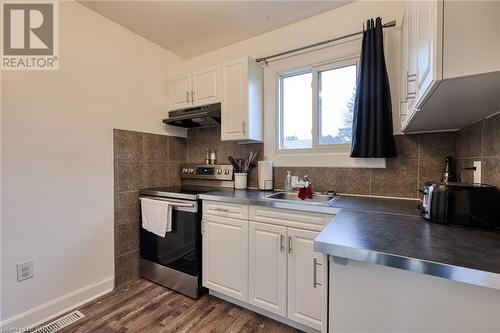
[400,0,500,133]
[168,65,221,111]
[192,65,221,107]
[221,57,263,142]
[414,0,442,109]
[168,73,192,111]
[400,1,418,128]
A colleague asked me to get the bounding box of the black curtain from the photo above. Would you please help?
[350,17,397,158]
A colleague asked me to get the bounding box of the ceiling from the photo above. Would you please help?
[78,1,353,58]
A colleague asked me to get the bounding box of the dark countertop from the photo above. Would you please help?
[315,210,500,289]
[331,195,420,216]
[199,189,500,289]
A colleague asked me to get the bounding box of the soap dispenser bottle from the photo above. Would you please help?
[284,171,292,191]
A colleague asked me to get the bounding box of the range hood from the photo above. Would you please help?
[163,103,221,128]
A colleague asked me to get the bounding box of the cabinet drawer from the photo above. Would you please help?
[203,201,249,220]
[249,206,332,231]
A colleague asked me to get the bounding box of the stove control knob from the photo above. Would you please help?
[217,169,222,174]
[224,169,230,175]
[182,168,188,174]
[188,168,194,174]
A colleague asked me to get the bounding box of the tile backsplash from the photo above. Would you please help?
[187,127,457,199]
[455,113,500,188]
[187,127,263,187]
[113,129,186,287]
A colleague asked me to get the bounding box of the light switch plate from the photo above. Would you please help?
[17,260,34,282]
[473,161,482,184]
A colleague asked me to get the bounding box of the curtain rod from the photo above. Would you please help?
[255,20,396,65]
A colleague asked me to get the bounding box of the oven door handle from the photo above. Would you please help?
[139,197,196,210]
[168,202,194,208]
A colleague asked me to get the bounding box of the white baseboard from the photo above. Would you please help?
[1,276,114,331]
[209,290,319,333]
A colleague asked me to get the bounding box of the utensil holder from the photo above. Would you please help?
[234,173,248,189]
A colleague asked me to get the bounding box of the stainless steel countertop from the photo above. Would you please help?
[199,189,341,214]
[199,189,500,290]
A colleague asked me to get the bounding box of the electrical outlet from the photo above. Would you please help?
[17,260,34,282]
[473,161,482,184]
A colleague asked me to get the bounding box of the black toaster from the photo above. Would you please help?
[420,181,500,230]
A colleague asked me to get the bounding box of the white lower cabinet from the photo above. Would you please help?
[287,228,323,331]
[249,222,287,316]
[203,201,330,332]
[202,214,248,301]
[329,257,500,333]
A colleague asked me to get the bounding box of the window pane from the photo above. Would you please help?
[281,72,312,149]
[318,64,357,145]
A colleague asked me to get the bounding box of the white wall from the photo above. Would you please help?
[1,1,186,327]
[185,0,404,141]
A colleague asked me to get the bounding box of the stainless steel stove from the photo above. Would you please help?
[139,164,234,298]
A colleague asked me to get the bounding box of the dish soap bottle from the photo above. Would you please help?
[441,156,457,183]
[210,149,217,165]
[284,171,292,191]
[205,148,211,165]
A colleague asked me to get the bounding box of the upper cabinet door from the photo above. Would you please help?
[192,65,221,107]
[287,227,323,331]
[401,1,418,130]
[168,73,192,111]
[222,58,248,141]
[248,222,287,316]
[221,57,263,142]
[415,0,442,108]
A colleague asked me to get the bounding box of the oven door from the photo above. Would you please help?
[139,196,201,277]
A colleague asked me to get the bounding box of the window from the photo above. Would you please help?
[280,71,312,149]
[279,59,358,150]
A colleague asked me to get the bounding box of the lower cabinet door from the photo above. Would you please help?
[248,221,287,316]
[287,227,323,330]
[202,215,248,301]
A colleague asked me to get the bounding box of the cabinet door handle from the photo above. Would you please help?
[280,234,284,252]
[242,121,246,134]
[191,90,195,103]
[288,236,292,254]
[313,257,323,288]
[186,91,190,103]
[407,71,417,79]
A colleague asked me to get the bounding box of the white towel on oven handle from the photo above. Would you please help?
[140,197,172,237]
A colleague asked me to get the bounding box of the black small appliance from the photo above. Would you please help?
[420,181,500,230]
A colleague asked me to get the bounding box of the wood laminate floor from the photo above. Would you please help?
[49,279,302,333]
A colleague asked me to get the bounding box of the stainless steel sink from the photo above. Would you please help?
[265,191,338,206]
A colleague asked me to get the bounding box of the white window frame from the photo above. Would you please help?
[278,56,359,154]
[263,43,386,168]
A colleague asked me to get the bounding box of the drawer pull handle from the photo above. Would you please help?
[288,236,292,254]
[214,208,229,212]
